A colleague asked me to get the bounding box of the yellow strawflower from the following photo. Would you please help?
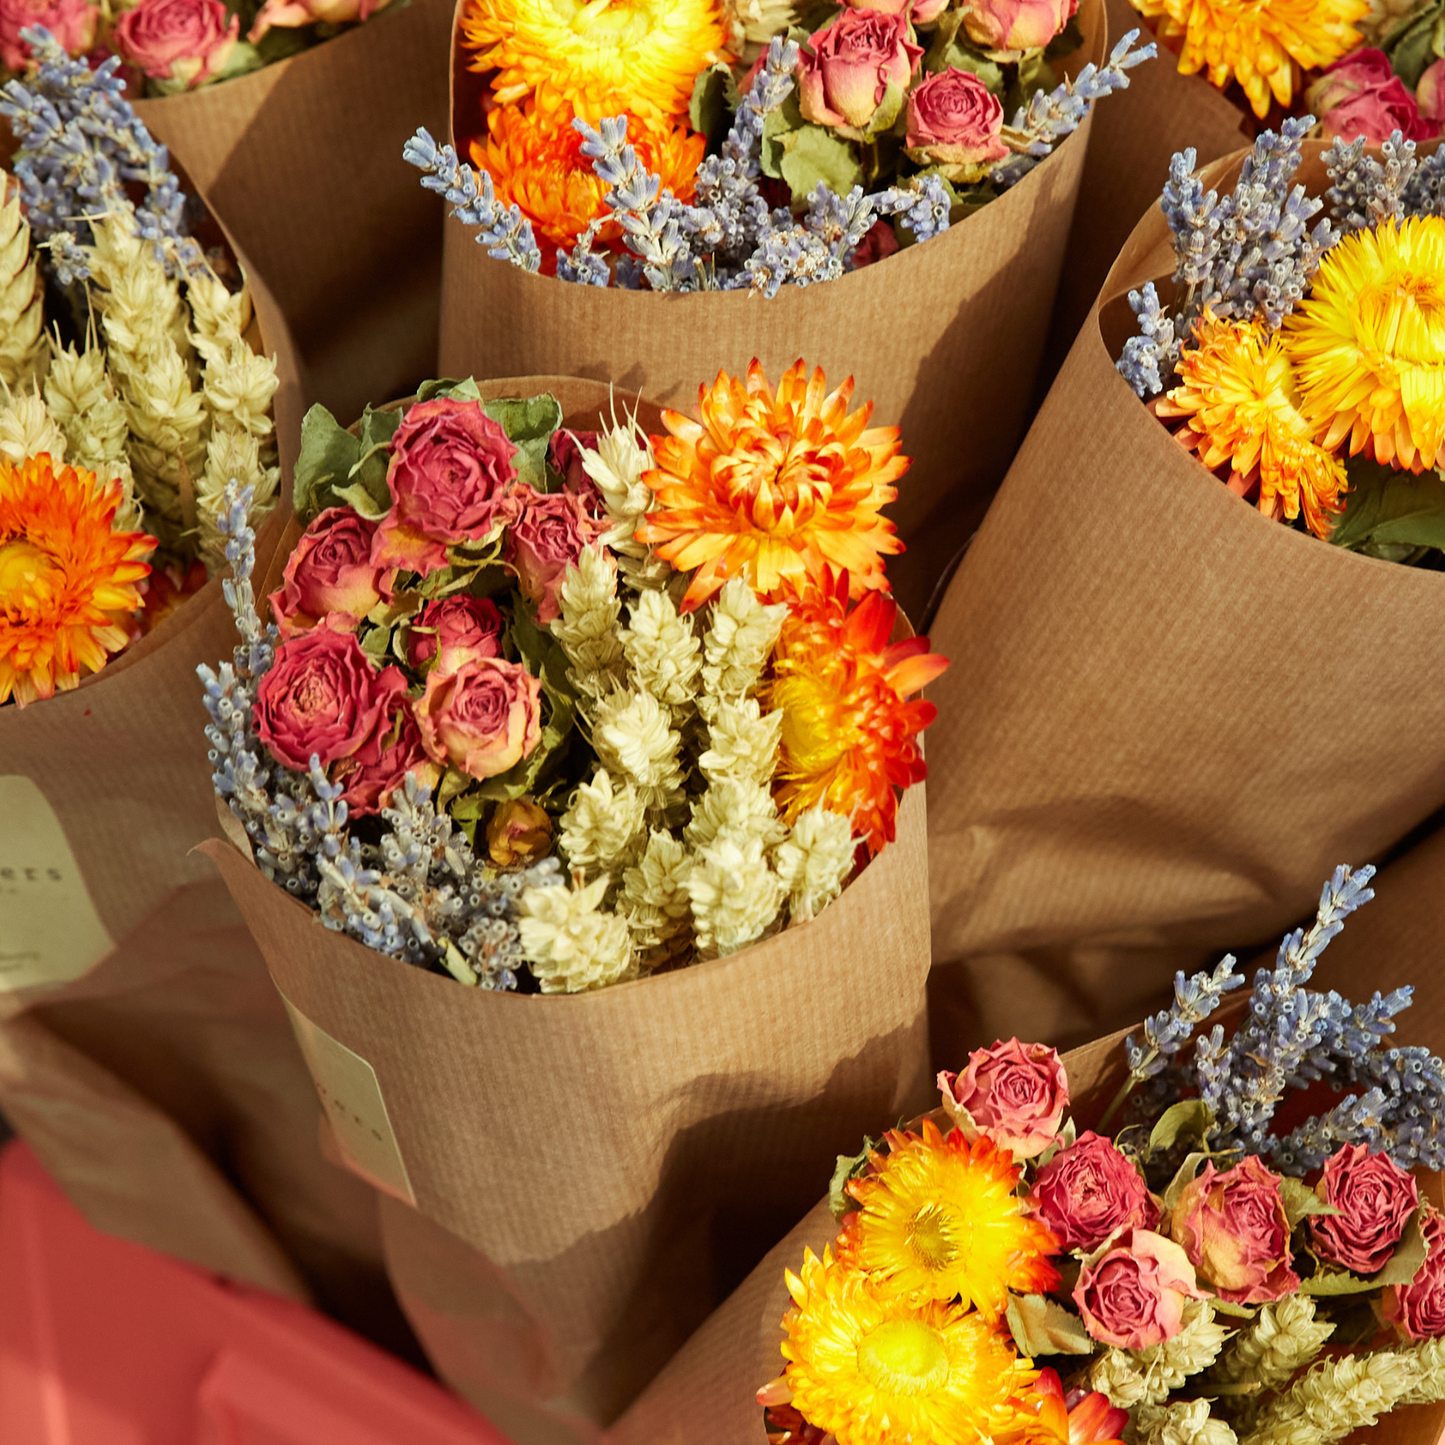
[1131,0,1369,117]
[1283,216,1445,475]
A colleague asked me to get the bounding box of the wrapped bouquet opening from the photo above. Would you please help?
[761,866,1445,1445]
[201,362,944,991]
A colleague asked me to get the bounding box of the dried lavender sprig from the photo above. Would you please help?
[993,31,1155,185]
[556,216,610,286]
[575,116,700,291]
[875,175,953,244]
[1119,281,1178,397]
[403,127,541,272]
[2,27,203,277]
[1324,132,1419,231]
[1209,866,1376,1148]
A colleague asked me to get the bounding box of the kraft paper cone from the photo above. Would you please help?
[924,137,1445,1061]
[0,285,413,1350]
[1046,0,1250,366]
[612,956,1445,1445]
[437,0,1106,623]
[199,372,935,1440]
[135,0,453,427]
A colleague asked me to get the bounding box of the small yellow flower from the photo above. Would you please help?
[778,1245,1037,1445]
[1283,216,1445,475]
[839,1120,1061,1319]
[1131,0,1369,117]
[459,0,728,122]
[1157,313,1349,538]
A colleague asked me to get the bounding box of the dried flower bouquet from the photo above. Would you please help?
[760,866,1445,1445]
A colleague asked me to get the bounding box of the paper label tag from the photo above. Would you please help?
[278,990,416,1206]
[0,776,115,992]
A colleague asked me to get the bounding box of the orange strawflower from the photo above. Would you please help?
[768,573,946,854]
[459,0,728,123]
[1156,313,1349,539]
[0,453,155,707]
[474,104,707,253]
[639,361,907,613]
[839,1120,1061,1319]
[1006,1369,1128,1445]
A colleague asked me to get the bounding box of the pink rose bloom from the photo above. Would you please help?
[407,595,503,676]
[0,0,97,70]
[506,489,604,625]
[249,0,389,42]
[1032,1131,1160,1253]
[964,0,1077,52]
[415,656,542,780]
[1385,1208,1445,1340]
[843,0,948,19]
[1171,1156,1300,1304]
[1073,1228,1208,1350]
[332,695,439,817]
[1306,49,1438,144]
[111,0,238,88]
[798,8,922,131]
[268,508,395,639]
[547,429,607,520]
[938,1038,1068,1158]
[254,626,407,774]
[1310,1143,1419,1276]
[372,398,521,574]
[1420,59,1445,126]
[906,67,1009,168]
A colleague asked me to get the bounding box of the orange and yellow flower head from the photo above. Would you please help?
[1131,0,1369,117]
[476,105,706,254]
[839,1120,1061,1319]
[778,1244,1037,1445]
[1156,313,1349,538]
[460,0,729,123]
[1283,215,1445,475]
[639,361,908,613]
[0,453,155,707]
[1006,1368,1129,1445]
[768,572,945,854]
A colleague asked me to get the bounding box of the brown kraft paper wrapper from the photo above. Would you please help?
[1047,0,1251,363]
[134,0,453,428]
[200,372,935,1442]
[437,0,1107,623]
[923,137,1445,1060]
[0,271,408,1347]
[611,924,1445,1445]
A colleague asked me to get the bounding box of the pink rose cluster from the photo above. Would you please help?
[795,0,1075,167]
[936,1040,1445,1359]
[261,396,601,815]
[1305,49,1442,145]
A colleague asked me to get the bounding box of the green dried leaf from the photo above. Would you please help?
[436,765,473,810]
[1280,1176,1340,1230]
[1149,1099,1212,1157]
[293,404,362,523]
[1162,1151,1210,1213]
[483,394,564,493]
[760,90,806,178]
[330,479,390,521]
[777,123,864,206]
[1006,1293,1096,1356]
[690,61,739,143]
[417,377,484,403]
[829,1137,876,1221]
[1330,458,1445,553]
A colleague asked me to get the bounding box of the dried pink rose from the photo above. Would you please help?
[1310,1143,1419,1276]
[415,656,542,781]
[963,0,1077,52]
[269,508,395,639]
[0,0,96,71]
[111,0,239,88]
[1171,1156,1299,1304]
[905,67,1009,169]
[407,595,503,676]
[797,8,921,131]
[1306,49,1438,144]
[332,694,439,816]
[506,489,604,625]
[1073,1228,1208,1349]
[938,1038,1068,1158]
[1385,1208,1445,1340]
[249,0,390,42]
[1032,1131,1159,1252]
